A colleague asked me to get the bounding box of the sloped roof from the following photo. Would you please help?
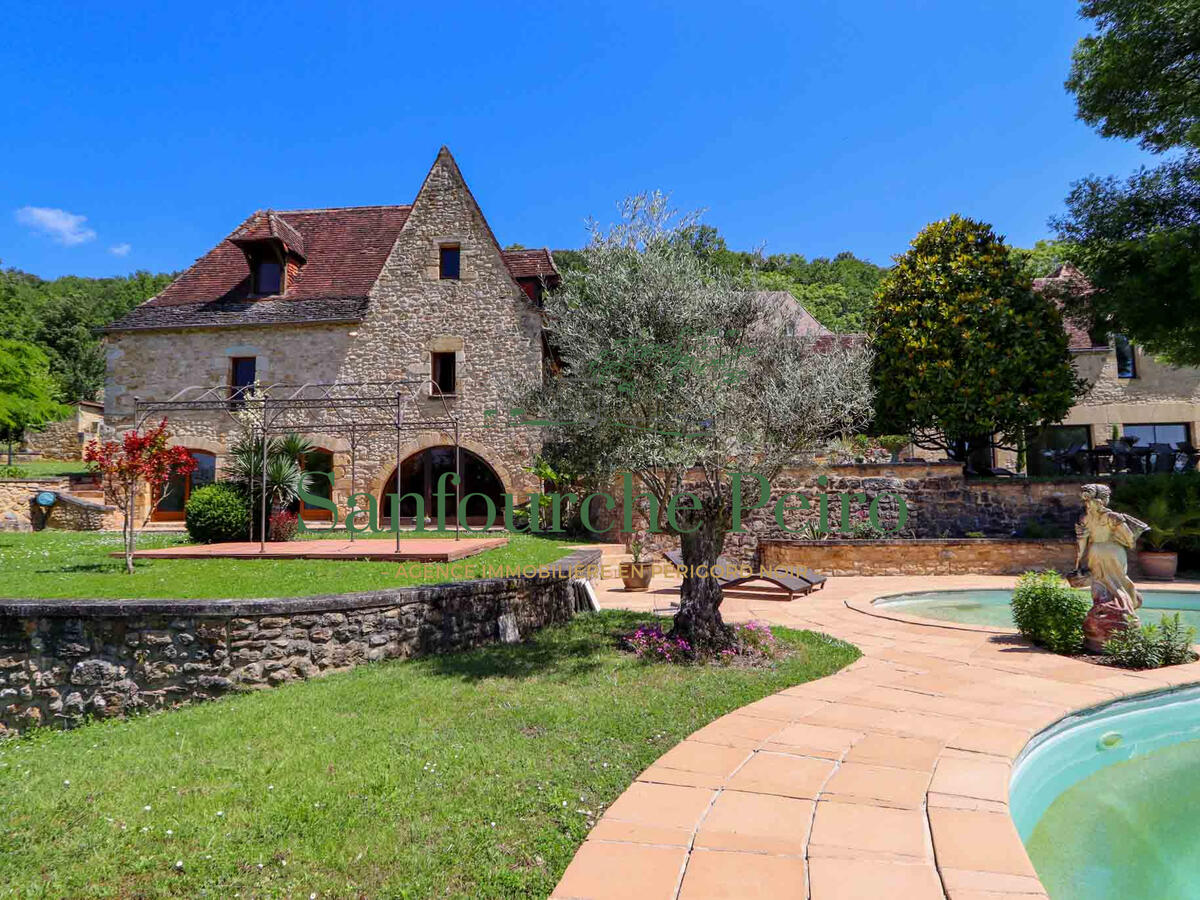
[105,179,558,333]
[502,248,560,283]
[752,291,833,337]
[1033,264,1105,351]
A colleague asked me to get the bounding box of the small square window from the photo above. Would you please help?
[431,352,456,395]
[439,245,460,280]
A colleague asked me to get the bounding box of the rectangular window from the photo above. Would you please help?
[439,245,460,280]
[1027,425,1091,476]
[253,260,283,295]
[1123,423,1188,447]
[431,352,456,395]
[229,357,257,405]
[1114,334,1137,378]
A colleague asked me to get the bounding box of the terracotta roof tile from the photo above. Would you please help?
[1033,264,1105,351]
[502,248,560,282]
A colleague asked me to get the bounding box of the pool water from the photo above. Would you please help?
[1010,687,1200,899]
[876,589,1200,630]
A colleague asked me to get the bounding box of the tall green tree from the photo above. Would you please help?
[870,216,1083,464]
[1054,0,1200,364]
[0,340,70,464]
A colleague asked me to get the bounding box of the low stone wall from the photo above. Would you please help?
[0,479,66,532]
[760,538,1077,577]
[0,547,602,735]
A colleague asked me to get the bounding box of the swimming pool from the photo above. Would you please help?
[1010,686,1200,899]
[875,588,1200,630]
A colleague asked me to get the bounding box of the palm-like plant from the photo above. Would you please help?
[1135,495,1200,552]
[227,432,316,537]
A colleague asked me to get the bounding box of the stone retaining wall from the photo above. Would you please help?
[0,479,65,532]
[760,538,1077,577]
[0,547,601,735]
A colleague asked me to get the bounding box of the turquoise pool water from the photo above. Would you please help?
[875,588,1200,630]
[1010,687,1200,899]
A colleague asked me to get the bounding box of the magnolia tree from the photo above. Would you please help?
[528,195,874,651]
[84,419,196,574]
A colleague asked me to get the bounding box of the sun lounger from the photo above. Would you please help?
[662,549,825,600]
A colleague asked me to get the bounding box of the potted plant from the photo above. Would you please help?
[877,434,910,463]
[620,532,654,591]
[1114,486,1200,581]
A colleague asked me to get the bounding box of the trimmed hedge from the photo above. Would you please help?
[185,483,251,544]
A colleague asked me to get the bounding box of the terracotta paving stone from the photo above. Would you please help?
[693,790,814,854]
[929,809,1038,877]
[844,733,943,771]
[550,573,1200,899]
[587,819,694,847]
[676,850,806,899]
[760,721,863,758]
[948,722,1033,757]
[823,760,932,809]
[809,800,929,859]
[809,857,943,900]
[930,754,1011,803]
[654,741,753,778]
[551,840,687,900]
[604,782,717,832]
[724,751,836,800]
[637,765,730,790]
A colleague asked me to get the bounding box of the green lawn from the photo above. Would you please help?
[0,459,91,478]
[0,531,581,600]
[0,612,859,898]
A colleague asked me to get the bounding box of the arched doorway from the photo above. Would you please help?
[379,446,505,527]
[297,447,335,521]
[152,450,216,521]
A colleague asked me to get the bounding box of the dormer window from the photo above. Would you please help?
[253,258,283,295]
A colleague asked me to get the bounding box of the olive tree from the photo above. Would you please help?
[529,194,874,651]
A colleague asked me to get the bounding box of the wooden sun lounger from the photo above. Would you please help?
[662,550,826,600]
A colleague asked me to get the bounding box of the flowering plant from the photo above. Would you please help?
[628,530,648,564]
[84,419,196,573]
[623,625,693,663]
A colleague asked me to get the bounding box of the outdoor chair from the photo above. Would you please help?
[662,549,826,600]
[1151,443,1178,473]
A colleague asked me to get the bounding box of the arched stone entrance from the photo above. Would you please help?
[379,446,506,526]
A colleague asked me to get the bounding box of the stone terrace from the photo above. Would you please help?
[553,570,1200,899]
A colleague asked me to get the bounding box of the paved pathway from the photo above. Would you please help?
[552,572,1200,899]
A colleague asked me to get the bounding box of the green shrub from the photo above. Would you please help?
[185,483,251,544]
[1104,613,1198,669]
[0,465,30,478]
[1011,571,1091,654]
[1018,518,1066,539]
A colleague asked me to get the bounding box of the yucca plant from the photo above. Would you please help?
[227,431,316,539]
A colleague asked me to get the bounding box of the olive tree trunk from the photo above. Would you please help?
[670,495,734,653]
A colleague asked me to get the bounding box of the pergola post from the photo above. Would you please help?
[348,423,357,544]
[259,396,269,552]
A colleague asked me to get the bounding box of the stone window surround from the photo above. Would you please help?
[428,235,471,282]
[424,336,464,399]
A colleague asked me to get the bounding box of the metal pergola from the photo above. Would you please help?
[135,379,463,552]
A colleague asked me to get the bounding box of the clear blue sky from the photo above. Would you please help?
[2,0,1153,279]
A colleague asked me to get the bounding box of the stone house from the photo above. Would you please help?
[992,265,1200,473]
[102,147,559,525]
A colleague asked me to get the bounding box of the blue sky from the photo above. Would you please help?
[2,1,1153,279]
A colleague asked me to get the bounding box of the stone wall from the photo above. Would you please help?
[21,404,103,460]
[616,463,1085,566]
[0,547,601,735]
[0,479,65,531]
[761,538,1076,577]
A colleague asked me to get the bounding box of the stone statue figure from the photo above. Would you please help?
[1071,483,1150,652]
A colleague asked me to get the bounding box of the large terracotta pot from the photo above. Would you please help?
[619,561,654,592]
[1138,550,1178,581]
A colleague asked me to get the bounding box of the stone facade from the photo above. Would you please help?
[615,462,1085,566]
[103,149,546,524]
[0,547,601,735]
[0,479,63,531]
[20,402,104,460]
[760,538,1077,577]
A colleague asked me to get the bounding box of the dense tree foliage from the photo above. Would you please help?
[555,226,887,333]
[0,340,71,463]
[534,194,873,650]
[870,216,1082,464]
[0,265,175,402]
[1054,0,1200,365]
[1066,0,1200,153]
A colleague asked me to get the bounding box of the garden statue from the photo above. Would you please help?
[1071,483,1150,652]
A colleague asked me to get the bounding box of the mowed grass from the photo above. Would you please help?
[0,612,859,898]
[0,531,580,600]
[1,459,92,477]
